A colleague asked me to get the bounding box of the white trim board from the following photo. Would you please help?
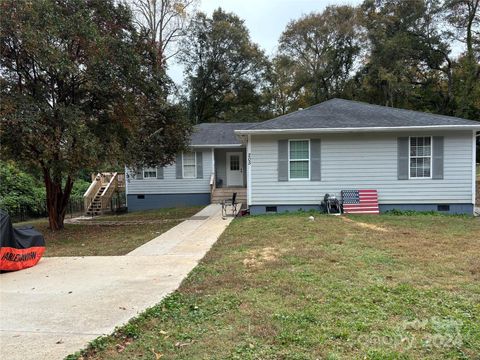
[235,125,480,135]
[190,144,244,148]
[288,139,311,181]
[247,134,252,206]
[473,130,476,206]
[182,152,197,179]
[408,136,433,180]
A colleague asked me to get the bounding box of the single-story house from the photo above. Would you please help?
[126,98,479,215]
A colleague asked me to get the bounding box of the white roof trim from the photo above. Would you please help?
[235,125,480,135]
[190,144,244,148]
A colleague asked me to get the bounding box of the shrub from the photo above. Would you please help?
[70,179,90,201]
[0,161,46,216]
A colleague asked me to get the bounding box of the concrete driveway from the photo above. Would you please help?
[0,204,235,360]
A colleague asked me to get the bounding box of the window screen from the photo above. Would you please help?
[289,140,309,179]
[183,152,196,178]
[410,137,431,178]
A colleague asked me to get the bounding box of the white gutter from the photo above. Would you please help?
[190,144,244,148]
[235,124,480,135]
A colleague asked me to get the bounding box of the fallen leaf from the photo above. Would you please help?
[175,340,194,348]
[152,348,163,359]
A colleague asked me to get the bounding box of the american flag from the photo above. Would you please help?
[341,190,379,214]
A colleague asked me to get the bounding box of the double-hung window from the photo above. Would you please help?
[182,152,196,178]
[143,167,157,179]
[289,140,310,180]
[409,136,432,178]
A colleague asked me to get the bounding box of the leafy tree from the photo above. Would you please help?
[0,0,190,230]
[179,8,268,123]
[444,0,480,119]
[445,0,479,57]
[70,179,91,202]
[0,161,46,217]
[452,54,480,119]
[263,55,307,115]
[354,1,458,113]
[353,0,479,119]
[277,6,361,106]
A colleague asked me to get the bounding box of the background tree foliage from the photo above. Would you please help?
[263,55,305,116]
[0,0,191,230]
[0,161,90,218]
[0,161,46,217]
[354,0,451,110]
[179,2,478,122]
[179,8,269,123]
[278,6,361,105]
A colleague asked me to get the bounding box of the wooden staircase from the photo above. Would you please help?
[211,187,247,204]
[86,185,106,216]
[84,172,125,216]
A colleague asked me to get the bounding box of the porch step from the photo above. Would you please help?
[84,173,125,217]
[211,188,246,204]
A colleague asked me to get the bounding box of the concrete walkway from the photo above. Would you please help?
[0,205,235,360]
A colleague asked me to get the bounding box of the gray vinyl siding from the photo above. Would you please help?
[249,131,473,205]
[127,148,213,195]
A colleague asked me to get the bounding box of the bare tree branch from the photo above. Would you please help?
[130,0,198,68]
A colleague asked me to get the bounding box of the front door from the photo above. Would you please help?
[226,152,244,187]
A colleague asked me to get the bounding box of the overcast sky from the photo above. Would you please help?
[168,0,362,85]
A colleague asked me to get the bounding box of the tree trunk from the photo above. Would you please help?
[43,169,74,231]
[465,0,478,59]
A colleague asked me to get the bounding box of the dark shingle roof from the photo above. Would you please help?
[244,98,480,131]
[190,122,255,145]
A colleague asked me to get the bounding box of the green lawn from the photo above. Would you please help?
[73,212,480,359]
[15,207,201,257]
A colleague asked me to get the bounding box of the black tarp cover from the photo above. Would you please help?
[0,210,45,271]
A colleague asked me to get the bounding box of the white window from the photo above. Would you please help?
[409,136,432,178]
[289,140,310,180]
[182,152,196,178]
[143,167,157,179]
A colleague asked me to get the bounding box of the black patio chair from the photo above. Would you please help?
[221,192,238,218]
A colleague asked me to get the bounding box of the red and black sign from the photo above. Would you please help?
[0,210,45,271]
